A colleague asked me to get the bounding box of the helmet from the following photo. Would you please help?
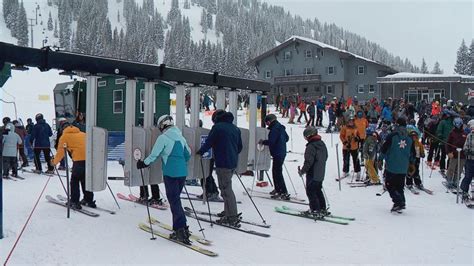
[356,110,363,118]
[366,126,375,136]
[468,119,474,129]
[157,115,174,132]
[5,123,14,131]
[303,126,318,139]
[211,109,226,123]
[447,99,454,107]
[409,130,419,137]
[453,117,463,129]
[264,114,277,124]
[2,117,11,125]
[35,113,44,121]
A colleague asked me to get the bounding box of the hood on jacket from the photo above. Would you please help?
[307,134,322,143]
[222,112,234,123]
[63,125,81,134]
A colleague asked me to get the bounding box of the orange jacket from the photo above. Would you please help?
[354,118,368,139]
[52,126,86,165]
[298,102,306,112]
[340,125,360,150]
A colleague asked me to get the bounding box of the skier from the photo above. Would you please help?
[12,120,28,167]
[316,98,325,127]
[306,101,315,127]
[259,114,290,200]
[406,130,426,190]
[25,118,34,160]
[30,113,54,174]
[72,112,86,132]
[2,123,22,178]
[297,127,329,217]
[197,110,243,226]
[362,126,381,184]
[297,100,307,123]
[445,117,467,188]
[354,110,368,164]
[197,117,220,201]
[52,123,95,209]
[425,115,440,168]
[137,115,192,244]
[461,119,474,201]
[380,117,415,212]
[339,117,361,180]
[436,110,454,173]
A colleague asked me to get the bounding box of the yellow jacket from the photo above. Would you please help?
[413,138,425,158]
[52,126,86,165]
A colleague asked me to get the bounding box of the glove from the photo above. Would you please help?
[258,139,264,145]
[448,153,454,159]
[136,159,149,169]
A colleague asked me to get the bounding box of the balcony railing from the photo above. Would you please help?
[274,74,321,84]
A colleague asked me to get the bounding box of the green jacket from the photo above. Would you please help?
[436,117,453,142]
[363,135,378,160]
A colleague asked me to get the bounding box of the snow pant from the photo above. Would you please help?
[297,111,308,123]
[140,184,161,200]
[306,115,315,127]
[272,157,288,194]
[316,110,323,126]
[164,176,187,230]
[358,139,365,162]
[24,135,34,160]
[2,156,18,177]
[461,159,474,193]
[33,147,53,172]
[342,149,361,173]
[216,168,238,217]
[201,158,219,194]
[18,145,28,166]
[446,158,465,185]
[328,117,336,131]
[385,171,406,207]
[70,161,94,204]
[427,141,439,163]
[439,145,447,170]
[365,159,380,183]
[306,179,326,212]
[406,159,422,186]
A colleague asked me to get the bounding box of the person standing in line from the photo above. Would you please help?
[445,117,467,188]
[354,110,369,164]
[436,110,454,173]
[316,98,325,127]
[461,120,474,201]
[25,118,35,160]
[137,115,192,244]
[297,100,308,123]
[260,114,291,200]
[298,127,329,217]
[406,130,426,190]
[306,101,316,127]
[197,110,243,226]
[30,113,54,174]
[339,117,361,180]
[380,117,415,213]
[12,120,28,167]
[2,123,22,178]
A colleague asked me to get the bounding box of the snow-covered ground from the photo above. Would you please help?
[1,70,473,265]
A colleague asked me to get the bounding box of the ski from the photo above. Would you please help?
[407,186,420,195]
[116,193,167,210]
[184,211,271,238]
[56,195,116,215]
[281,206,355,221]
[249,194,308,206]
[246,187,306,202]
[138,223,218,257]
[274,206,349,225]
[417,187,434,195]
[183,207,271,228]
[128,194,169,209]
[148,216,212,245]
[9,175,25,180]
[441,181,458,194]
[335,176,348,182]
[45,195,99,217]
[21,169,55,177]
[181,192,242,204]
[2,176,17,181]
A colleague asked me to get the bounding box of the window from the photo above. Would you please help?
[315,86,320,92]
[140,89,145,114]
[317,48,323,57]
[358,84,365,94]
[369,85,375,93]
[326,85,334,94]
[289,87,296,93]
[98,80,107,87]
[304,67,313,75]
[115,78,125,85]
[284,51,292,60]
[113,90,123,114]
[285,69,293,76]
[303,87,308,93]
[305,50,312,58]
[265,70,272,79]
[358,66,365,75]
[327,66,335,75]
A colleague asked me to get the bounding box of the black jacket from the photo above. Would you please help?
[300,135,328,182]
[262,120,288,160]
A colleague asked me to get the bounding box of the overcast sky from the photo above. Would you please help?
[263,0,473,74]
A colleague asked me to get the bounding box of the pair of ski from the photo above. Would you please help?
[3,175,24,181]
[407,186,433,195]
[184,210,271,238]
[348,181,382,188]
[117,193,169,210]
[274,206,355,225]
[180,191,242,204]
[441,181,459,194]
[138,217,217,257]
[183,207,270,228]
[46,195,117,217]
[245,188,307,205]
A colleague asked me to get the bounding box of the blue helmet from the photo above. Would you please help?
[453,117,463,128]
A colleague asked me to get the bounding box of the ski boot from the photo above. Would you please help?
[57,165,66,171]
[80,199,97,208]
[207,192,220,201]
[45,169,55,174]
[149,198,164,206]
[415,184,424,190]
[320,208,331,216]
[32,169,42,174]
[216,214,242,227]
[269,189,277,195]
[137,197,149,204]
[185,179,200,186]
[434,161,440,167]
[461,192,470,202]
[216,210,226,217]
[390,204,402,213]
[68,201,82,210]
[426,161,432,167]
[169,227,192,245]
[279,193,291,200]
[270,193,281,199]
[355,172,361,182]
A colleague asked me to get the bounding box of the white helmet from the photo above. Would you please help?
[157,115,174,132]
[468,119,474,130]
[5,123,15,131]
[447,99,454,107]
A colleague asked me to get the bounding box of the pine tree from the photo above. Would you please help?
[167,0,180,24]
[454,39,470,74]
[200,9,208,33]
[420,58,428,73]
[16,1,28,46]
[207,11,213,30]
[431,61,443,74]
[469,40,474,75]
[54,19,58,38]
[117,10,120,23]
[183,0,190,9]
[47,11,53,31]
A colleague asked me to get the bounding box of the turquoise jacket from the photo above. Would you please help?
[436,117,454,142]
[144,126,191,178]
[381,126,415,174]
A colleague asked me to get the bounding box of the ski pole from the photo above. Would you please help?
[336,143,341,191]
[235,171,267,224]
[290,127,294,152]
[183,184,206,239]
[421,158,424,183]
[297,166,306,189]
[106,182,120,209]
[199,157,213,227]
[456,148,461,204]
[63,144,70,219]
[376,189,387,196]
[138,167,155,240]
[264,171,274,187]
[322,187,330,211]
[283,162,298,196]
[53,166,67,195]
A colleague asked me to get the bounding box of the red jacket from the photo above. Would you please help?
[446,128,467,159]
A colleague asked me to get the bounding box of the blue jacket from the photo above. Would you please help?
[30,119,53,148]
[198,112,242,169]
[382,107,393,122]
[144,126,191,178]
[262,120,289,160]
[381,126,415,174]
